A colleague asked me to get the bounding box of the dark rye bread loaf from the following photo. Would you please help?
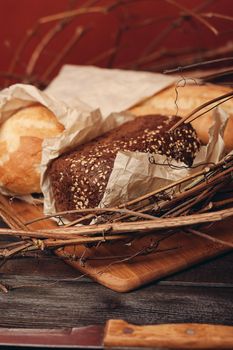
[48,115,200,220]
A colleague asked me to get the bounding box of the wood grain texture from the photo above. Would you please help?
[1,243,233,284]
[0,275,232,328]
[0,213,233,339]
[104,320,233,348]
[0,195,233,292]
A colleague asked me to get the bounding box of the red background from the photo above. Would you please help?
[0,0,233,88]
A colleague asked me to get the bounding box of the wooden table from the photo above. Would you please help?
[0,219,233,349]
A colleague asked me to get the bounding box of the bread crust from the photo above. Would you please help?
[0,105,64,195]
[48,115,200,220]
[130,84,233,151]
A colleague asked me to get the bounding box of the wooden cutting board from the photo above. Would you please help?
[0,195,232,292]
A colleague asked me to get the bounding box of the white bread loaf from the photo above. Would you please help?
[0,105,64,195]
[130,84,233,152]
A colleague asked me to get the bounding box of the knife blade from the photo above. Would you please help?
[0,325,104,348]
[0,320,233,349]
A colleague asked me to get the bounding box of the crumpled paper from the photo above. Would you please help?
[45,65,177,117]
[99,108,228,208]
[0,83,102,199]
[0,66,229,219]
[41,66,229,216]
[39,66,178,215]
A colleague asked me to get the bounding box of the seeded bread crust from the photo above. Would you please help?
[48,115,200,220]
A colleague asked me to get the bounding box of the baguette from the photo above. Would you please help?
[130,84,233,151]
[0,105,64,195]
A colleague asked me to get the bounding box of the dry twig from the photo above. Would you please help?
[169,91,233,131]
[165,0,218,35]
[186,228,233,249]
[39,6,108,24]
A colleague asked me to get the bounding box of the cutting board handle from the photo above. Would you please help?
[104,319,233,349]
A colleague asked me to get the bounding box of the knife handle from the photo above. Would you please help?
[104,320,233,349]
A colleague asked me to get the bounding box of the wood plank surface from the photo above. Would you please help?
[0,270,233,329]
[0,195,233,292]
[1,217,233,329]
[0,214,233,345]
